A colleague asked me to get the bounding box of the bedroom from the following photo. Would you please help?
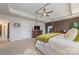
[0,3,79,55]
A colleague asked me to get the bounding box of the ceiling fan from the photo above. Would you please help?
[36,8,53,17]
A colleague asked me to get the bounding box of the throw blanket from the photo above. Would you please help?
[36,33,61,42]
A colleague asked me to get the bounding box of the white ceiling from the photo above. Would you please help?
[0,3,79,22]
[9,3,46,15]
[9,3,70,22]
[0,4,9,15]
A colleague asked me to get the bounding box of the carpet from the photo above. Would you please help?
[0,39,42,55]
[23,48,38,55]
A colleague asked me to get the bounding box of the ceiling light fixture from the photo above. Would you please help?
[36,3,53,17]
[36,8,53,17]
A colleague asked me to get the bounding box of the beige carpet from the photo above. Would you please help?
[0,38,42,55]
[0,37,8,43]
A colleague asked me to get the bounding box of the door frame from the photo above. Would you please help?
[7,23,10,42]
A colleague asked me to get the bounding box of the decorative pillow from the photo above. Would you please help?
[64,28,78,41]
[75,31,79,42]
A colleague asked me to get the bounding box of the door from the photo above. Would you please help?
[48,26,53,33]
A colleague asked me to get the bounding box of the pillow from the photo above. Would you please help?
[64,28,78,41]
[75,33,79,42]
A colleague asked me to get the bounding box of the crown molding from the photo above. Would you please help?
[9,8,46,23]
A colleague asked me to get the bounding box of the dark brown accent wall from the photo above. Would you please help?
[46,17,79,33]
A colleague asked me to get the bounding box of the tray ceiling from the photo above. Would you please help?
[0,3,79,22]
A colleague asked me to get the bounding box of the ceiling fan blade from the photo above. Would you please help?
[36,12,42,14]
[46,14,49,16]
[36,11,42,14]
[43,8,46,13]
[38,13,42,14]
[47,11,53,14]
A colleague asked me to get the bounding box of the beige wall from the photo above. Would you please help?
[10,17,45,41]
[0,15,45,41]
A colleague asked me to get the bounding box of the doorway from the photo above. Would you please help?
[0,22,10,43]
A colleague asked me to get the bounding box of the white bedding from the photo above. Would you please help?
[49,34,79,48]
[36,40,60,55]
[36,34,79,55]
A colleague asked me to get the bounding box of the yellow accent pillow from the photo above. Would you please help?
[36,33,61,42]
[75,31,79,42]
[64,28,78,41]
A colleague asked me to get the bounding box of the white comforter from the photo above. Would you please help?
[49,34,79,48]
[36,34,79,55]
